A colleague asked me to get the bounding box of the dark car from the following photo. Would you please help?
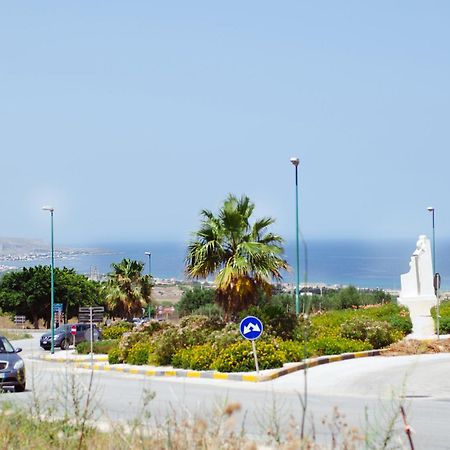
[0,335,26,392]
[40,323,102,350]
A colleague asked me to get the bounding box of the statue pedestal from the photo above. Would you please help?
[398,235,436,339]
[398,297,435,339]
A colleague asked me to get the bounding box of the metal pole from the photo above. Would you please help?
[428,207,439,338]
[50,210,55,354]
[251,340,259,374]
[90,307,93,363]
[294,162,301,315]
[146,252,151,318]
[431,209,436,275]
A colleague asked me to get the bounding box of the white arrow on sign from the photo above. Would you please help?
[243,322,261,335]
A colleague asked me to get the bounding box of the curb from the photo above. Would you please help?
[36,354,108,363]
[35,349,386,383]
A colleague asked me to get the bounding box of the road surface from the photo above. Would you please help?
[3,333,450,448]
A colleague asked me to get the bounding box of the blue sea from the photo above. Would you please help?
[2,239,449,290]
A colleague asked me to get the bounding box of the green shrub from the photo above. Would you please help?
[208,323,241,349]
[101,321,133,340]
[240,304,298,340]
[438,317,450,334]
[119,331,151,362]
[279,340,307,362]
[176,286,215,317]
[432,300,450,333]
[108,346,121,364]
[76,339,118,355]
[212,340,285,373]
[152,327,184,366]
[172,344,215,370]
[307,337,372,356]
[127,341,154,365]
[341,318,398,348]
[192,303,224,319]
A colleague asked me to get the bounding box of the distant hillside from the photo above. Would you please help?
[0,237,50,255]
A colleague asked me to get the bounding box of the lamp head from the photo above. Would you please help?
[290,157,300,167]
[42,206,54,212]
[145,252,151,256]
[427,206,434,212]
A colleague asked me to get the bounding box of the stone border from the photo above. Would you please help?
[35,349,386,383]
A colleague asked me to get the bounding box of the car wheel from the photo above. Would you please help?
[60,339,69,350]
[15,383,26,392]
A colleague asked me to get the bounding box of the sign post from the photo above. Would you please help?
[79,306,104,363]
[239,316,263,374]
[71,324,77,348]
[434,273,441,339]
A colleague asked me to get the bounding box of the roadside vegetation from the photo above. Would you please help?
[0,392,411,450]
[101,289,411,372]
[431,299,450,334]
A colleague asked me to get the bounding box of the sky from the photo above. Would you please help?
[1,1,449,246]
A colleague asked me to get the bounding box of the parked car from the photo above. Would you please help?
[0,335,26,392]
[40,323,102,350]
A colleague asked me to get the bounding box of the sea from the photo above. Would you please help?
[1,239,449,291]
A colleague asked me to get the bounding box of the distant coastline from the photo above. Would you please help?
[0,237,448,291]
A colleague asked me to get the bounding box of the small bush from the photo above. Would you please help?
[341,318,397,348]
[279,340,307,362]
[176,286,215,317]
[212,340,285,373]
[307,337,372,356]
[172,344,215,370]
[76,339,118,355]
[119,331,151,362]
[108,346,121,364]
[127,341,154,365]
[101,321,133,340]
[192,303,224,319]
[438,317,450,334]
[240,304,298,340]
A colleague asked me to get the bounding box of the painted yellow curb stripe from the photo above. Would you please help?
[187,371,201,378]
[213,373,229,380]
[241,374,258,382]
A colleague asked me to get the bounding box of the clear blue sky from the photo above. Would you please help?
[1,1,449,245]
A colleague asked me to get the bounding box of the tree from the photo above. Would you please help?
[0,266,100,328]
[185,194,288,320]
[102,258,153,320]
[176,286,215,317]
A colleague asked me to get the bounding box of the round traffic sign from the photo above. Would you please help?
[71,325,77,336]
[239,316,263,341]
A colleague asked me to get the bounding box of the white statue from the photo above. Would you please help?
[398,235,436,338]
[400,235,435,299]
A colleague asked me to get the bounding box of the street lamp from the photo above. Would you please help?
[290,157,301,315]
[427,206,439,338]
[145,251,152,318]
[42,206,55,354]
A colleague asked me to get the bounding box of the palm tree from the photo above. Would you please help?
[186,194,289,320]
[102,258,153,320]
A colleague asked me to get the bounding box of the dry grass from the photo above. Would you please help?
[385,338,450,356]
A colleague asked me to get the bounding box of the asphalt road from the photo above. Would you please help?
[3,333,450,449]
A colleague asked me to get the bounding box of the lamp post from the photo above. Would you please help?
[427,207,439,338]
[145,251,152,318]
[290,157,301,315]
[42,206,55,354]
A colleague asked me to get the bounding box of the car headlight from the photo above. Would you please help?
[14,359,24,370]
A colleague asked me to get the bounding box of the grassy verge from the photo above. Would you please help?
[0,329,33,340]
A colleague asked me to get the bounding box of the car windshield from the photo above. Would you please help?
[0,336,15,353]
[55,324,71,333]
